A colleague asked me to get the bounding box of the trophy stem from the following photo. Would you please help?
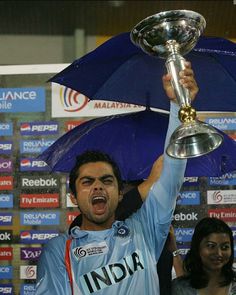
[165,40,197,123]
[165,41,191,108]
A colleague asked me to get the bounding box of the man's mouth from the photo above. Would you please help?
[91,196,107,215]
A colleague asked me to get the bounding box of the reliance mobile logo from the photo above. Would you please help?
[20,211,60,226]
[20,230,59,244]
[0,141,13,155]
[20,121,59,135]
[60,86,89,112]
[0,194,13,208]
[177,191,200,205]
[208,173,236,186]
[175,228,194,242]
[0,123,13,136]
[20,284,36,295]
[0,87,45,113]
[20,158,50,172]
[205,117,236,130]
[20,139,55,154]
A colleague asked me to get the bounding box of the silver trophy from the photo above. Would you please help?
[130,10,223,159]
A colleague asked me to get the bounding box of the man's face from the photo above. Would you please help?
[73,161,122,230]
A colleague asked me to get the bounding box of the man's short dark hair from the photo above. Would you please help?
[69,150,123,196]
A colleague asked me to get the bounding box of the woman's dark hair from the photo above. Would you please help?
[69,150,123,196]
[183,217,235,288]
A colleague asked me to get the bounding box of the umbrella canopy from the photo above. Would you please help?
[50,32,236,112]
[39,110,236,180]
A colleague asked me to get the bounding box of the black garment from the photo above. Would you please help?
[69,187,173,295]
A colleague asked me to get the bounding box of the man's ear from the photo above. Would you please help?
[118,191,123,203]
[70,193,78,205]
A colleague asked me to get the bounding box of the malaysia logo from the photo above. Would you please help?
[60,86,89,112]
[20,265,37,279]
[212,190,223,203]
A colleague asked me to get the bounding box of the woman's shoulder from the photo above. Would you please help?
[172,277,197,295]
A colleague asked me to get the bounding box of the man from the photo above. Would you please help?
[35,62,198,294]
[68,155,175,295]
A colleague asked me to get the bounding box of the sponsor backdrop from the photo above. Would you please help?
[0,67,236,295]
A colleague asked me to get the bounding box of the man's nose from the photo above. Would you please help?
[93,179,104,190]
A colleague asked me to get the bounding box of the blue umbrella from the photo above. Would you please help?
[39,110,236,180]
[50,32,236,112]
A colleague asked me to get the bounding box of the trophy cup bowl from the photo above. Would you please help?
[130,10,223,159]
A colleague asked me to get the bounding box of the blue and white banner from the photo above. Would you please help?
[0,122,13,136]
[0,87,45,113]
[20,121,59,135]
[0,194,13,208]
[205,117,236,130]
[20,211,60,225]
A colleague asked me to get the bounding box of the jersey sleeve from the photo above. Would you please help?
[127,102,187,261]
[35,236,72,295]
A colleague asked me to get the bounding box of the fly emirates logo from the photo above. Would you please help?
[79,250,144,294]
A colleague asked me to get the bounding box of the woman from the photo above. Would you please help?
[172,217,236,295]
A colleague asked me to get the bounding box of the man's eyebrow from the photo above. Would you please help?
[100,174,115,180]
[78,174,114,181]
[78,176,94,181]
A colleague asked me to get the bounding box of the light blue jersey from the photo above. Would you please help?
[35,103,186,295]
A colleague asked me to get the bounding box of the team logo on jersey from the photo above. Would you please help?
[115,224,130,238]
[73,241,108,261]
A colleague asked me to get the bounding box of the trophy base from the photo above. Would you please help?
[166,120,223,158]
